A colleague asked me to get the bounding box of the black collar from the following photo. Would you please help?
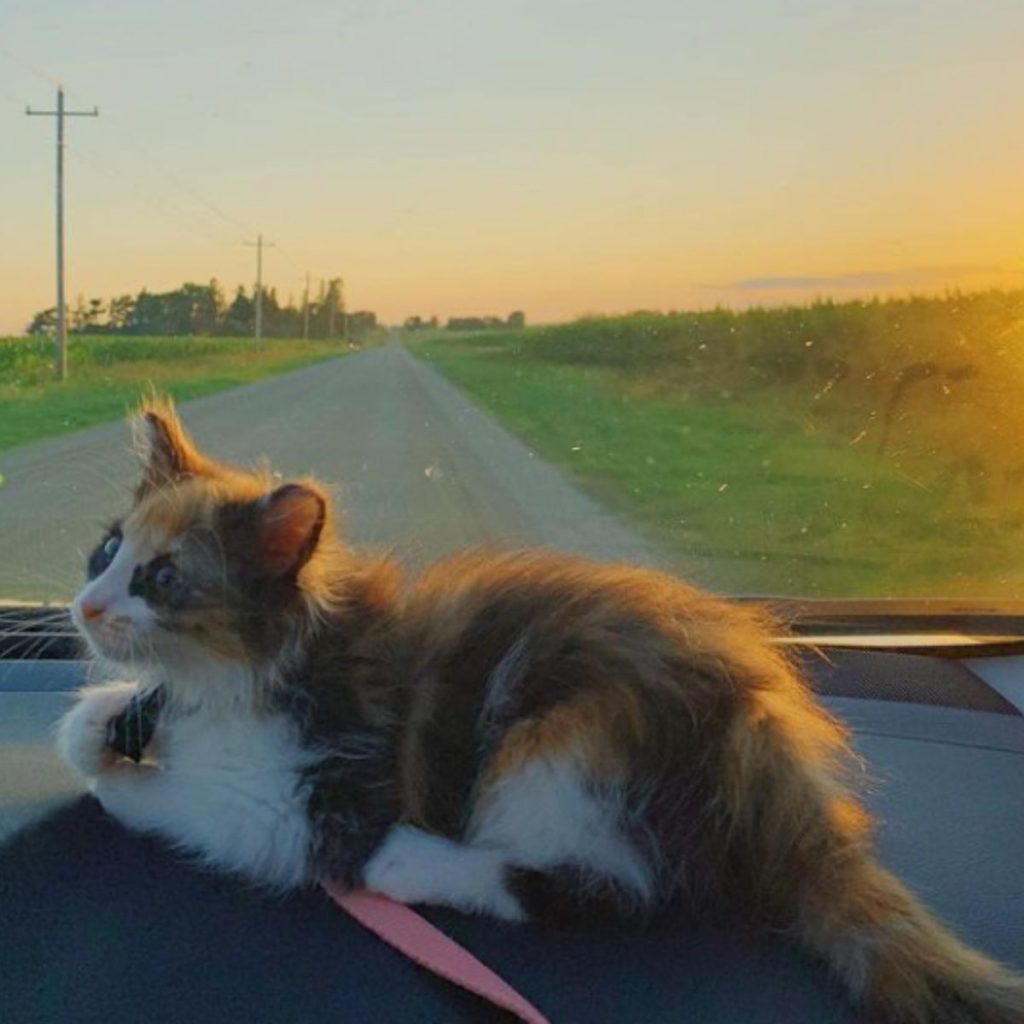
[106,684,167,763]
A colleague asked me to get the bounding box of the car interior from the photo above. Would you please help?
[5,3,1024,1021]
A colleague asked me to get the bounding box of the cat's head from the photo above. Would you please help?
[72,396,340,683]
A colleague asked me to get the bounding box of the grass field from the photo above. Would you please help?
[412,291,1024,597]
[0,334,354,454]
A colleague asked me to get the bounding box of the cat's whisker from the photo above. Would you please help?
[0,631,75,639]
[0,632,60,662]
[0,613,72,625]
[0,619,72,637]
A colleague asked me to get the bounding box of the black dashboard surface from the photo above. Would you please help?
[1,648,1022,1024]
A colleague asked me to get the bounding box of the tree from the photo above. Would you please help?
[447,314,523,331]
[128,289,164,334]
[325,278,343,338]
[26,307,56,336]
[179,281,220,335]
[222,286,254,337]
[347,311,377,339]
[85,298,106,330]
[21,279,374,340]
[207,278,226,328]
[107,295,135,331]
[70,294,88,333]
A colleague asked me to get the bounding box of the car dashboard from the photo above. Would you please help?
[1,630,1023,1024]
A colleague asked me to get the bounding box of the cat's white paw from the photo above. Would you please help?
[363,825,525,921]
[91,762,158,826]
[56,682,138,778]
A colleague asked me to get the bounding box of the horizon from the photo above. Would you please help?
[3,0,1024,335]
[10,278,1024,340]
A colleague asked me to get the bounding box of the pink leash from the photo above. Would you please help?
[323,884,552,1024]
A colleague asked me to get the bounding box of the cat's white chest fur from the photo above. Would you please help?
[66,683,317,889]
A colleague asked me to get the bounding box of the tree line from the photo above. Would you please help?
[403,311,526,331]
[26,279,377,340]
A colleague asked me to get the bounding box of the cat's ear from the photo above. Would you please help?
[133,396,210,496]
[253,484,327,577]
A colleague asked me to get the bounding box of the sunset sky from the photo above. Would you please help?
[2,0,1024,334]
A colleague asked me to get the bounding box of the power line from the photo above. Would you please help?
[273,241,308,277]
[100,110,257,237]
[143,157,254,235]
[70,141,235,249]
[11,54,322,331]
[3,46,260,244]
[106,117,317,296]
[0,44,61,86]
[26,86,98,380]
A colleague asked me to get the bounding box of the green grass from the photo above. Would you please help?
[411,295,1024,598]
[0,334,355,454]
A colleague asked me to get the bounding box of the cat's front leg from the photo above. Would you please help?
[363,825,525,921]
[91,749,314,890]
[90,761,167,832]
[56,681,138,778]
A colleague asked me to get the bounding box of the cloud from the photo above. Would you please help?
[728,265,1023,291]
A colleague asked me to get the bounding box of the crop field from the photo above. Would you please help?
[412,290,1024,597]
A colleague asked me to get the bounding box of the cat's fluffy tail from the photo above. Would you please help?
[796,854,1024,1023]
[704,626,1024,1024]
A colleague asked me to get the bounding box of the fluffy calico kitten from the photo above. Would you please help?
[57,397,1023,1023]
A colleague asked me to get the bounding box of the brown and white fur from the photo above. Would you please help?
[57,397,1024,1023]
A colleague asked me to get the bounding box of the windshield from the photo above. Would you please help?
[3,2,1024,605]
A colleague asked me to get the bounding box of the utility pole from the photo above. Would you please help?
[327,278,337,339]
[243,233,275,341]
[302,272,310,340]
[26,86,99,381]
[339,277,349,343]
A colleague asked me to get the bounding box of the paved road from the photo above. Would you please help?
[0,341,662,603]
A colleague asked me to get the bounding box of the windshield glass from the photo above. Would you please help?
[3,1,1024,604]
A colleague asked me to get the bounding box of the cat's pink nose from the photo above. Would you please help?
[80,600,105,622]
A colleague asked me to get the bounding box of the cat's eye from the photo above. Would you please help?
[102,535,121,561]
[154,564,179,588]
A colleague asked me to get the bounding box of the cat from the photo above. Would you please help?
[56,396,1024,1023]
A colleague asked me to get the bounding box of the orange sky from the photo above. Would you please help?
[3,0,1024,334]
